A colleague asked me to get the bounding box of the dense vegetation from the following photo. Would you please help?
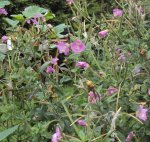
[0,0,150,142]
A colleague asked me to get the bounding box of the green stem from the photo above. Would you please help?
[61,101,79,137]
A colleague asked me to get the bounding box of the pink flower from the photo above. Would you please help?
[136,105,148,121]
[46,66,55,73]
[50,58,59,64]
[0,8,8,15]
[71,40,86,53]
[27,13,45,25]
[57,42,70,55]
[113,8,123,17]
[76,61,89,69]
[1,35,8,43]
[118,53,126,62]
[107,86,118,96]
[88,91,100,104]
[51,127,62,142]
[66,0,74,5]
[77,120,87,126]
[98,30,108,38]
[148,88,150,95]
[125,131,135,142]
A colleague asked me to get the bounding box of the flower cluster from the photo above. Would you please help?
[56,39,86,55]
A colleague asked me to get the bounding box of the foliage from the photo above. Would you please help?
[0,0,150,142]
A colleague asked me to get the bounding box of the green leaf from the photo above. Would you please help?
[0,125,19,141]
[78,130,86,141]
[11,14,24,22]
[4,18,19,27]
[39,61,50,73]
[0,52,6,61]
[147,51,150,59]
[44,11,55,20]
[0,1,10,8]
[22,6,48,18]
[60,76,72,84]
[53,24,68,34]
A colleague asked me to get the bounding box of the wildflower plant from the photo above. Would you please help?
[0,0,150,142]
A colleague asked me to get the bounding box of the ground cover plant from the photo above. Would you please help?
[0,0,150,142]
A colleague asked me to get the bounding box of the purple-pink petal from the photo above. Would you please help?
[0,8,8,15]
[51,127,62,142]
[71,40,86,53]
[50,58,59,64]
[57,42,70,55]
[77,119,87,126]
[76,61,89,69]
[107,86,118,96]
[98,30,108,38]
[113,8,123,17]
[148,88,150,95]
[51,133,58,142]
[26,13,45,25]
[46,66,55,73]
[55,127,62,140]
[1,35,8,43]
[118,53,126,62]
[125,131,135,142]
[136,105,148,121]
[88,91,100,104]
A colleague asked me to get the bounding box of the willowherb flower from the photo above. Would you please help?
[46,66,55,73]
[51,127,62,142]
[77,119,87,126]
[125,131,135,142]
[136,105,148,121]
[107,86,118,96]
[0,8,8,15]
[1,35,8,43]
[98,30,108,38]
[113,8,123,17]
[27,13,46,25]
[88,91,100,104]
[148,88,150,95]
[71,40,86,53]
[66,0,74,5]
[76,61,89,69]
[118,53,126,62]
[50,58,59,65]
[57,41,70,55]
